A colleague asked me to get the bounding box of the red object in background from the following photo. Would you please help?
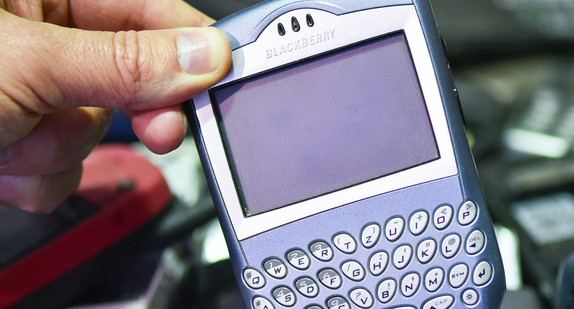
[0,144,172,309]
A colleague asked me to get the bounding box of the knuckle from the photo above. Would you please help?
[0,92,42,149]
[112,30,148,102]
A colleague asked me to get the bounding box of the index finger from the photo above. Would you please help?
[67,0,215,31]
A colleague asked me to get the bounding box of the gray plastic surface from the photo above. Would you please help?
[213,0,413,49]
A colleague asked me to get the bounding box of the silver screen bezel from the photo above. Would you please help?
[193,5,458,241]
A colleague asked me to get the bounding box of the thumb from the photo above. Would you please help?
[1,12,231,149]
[4,14,231,111]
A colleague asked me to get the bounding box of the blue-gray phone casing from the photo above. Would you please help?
[186,1,506,308]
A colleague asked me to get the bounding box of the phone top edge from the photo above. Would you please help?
[213,0,414,49]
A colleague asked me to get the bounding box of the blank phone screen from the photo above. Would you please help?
[212,32,439,216]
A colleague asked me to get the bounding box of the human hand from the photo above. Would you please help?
[0,0,232,212]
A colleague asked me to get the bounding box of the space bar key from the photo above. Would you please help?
[422,294,454,309]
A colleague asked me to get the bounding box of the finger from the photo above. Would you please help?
[68,0,215,30]
[0,14,231,152]
[0,107,112,175]
[0,164,83,213]
[3,0,43,21]
[129,105,188,154]
[0,92,43,150]
[3,16,231,111]
[42,0,69,26]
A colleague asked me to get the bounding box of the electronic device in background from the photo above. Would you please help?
[490,0,574,41]
[0,145,173,309]
[186,0,506,308]
[481,156,574,309]
[479,80,574,309]
[0,142,219,309]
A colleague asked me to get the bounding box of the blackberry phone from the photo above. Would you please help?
[186,1,506,308]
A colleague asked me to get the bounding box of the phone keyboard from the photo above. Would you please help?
[242,201,494,309]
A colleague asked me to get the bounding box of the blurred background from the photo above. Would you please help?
[4,0,574,308]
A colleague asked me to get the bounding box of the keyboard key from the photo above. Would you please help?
[409,210,429,236]
[401,272,421,297]
[264,258,287,279]
[393,244,413,270]
[287,249,310,270]
[369,251,389,276]
[295,276,319,298]
[333,233,357,254]
[417,238,437,264]
[448,263,469,288]
[422,295,454,309]
[425,267,445,292]
[349,288,374,308]
[376,278,397,303]
[433,205,454,230]
[326,296,350,309]
[318,268,342,289]
[458,201,478,225]
[462,288,479,306]
[466,230,486,255]
[341,260,365,281]
[272,286,296,307]
[361,223,381,248]
[385,217,405,241]
[310,240,334,262]
[243,268,265,289]
[473,261,493,286]
[441,234,461,259]
[253,296,274,309]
